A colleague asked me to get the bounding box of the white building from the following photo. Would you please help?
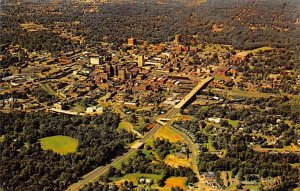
[90,55,100,65]
[86,106,104,114]
[208,117,221,124]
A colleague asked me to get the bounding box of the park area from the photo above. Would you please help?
[39,135,78,155]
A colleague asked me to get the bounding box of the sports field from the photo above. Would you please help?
[40,135,78,155]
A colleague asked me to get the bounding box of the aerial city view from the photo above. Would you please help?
[0,0,299,190]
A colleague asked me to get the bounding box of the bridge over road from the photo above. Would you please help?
[174,76,214,109]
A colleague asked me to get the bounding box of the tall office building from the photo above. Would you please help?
[112,65,118,77]
[106,64,114,77]
[174,34,182,44]
[118,69,126,81]
[138,55,144,67]
[128,38,137,46]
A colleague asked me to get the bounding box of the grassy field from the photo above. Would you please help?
[118,120,143,137]
[228,119,240,127]
[254,144,300,153]
[40,135,78,155]
[112,173,162,186]
[118,121,134,132]
[165,177,188,189]
[290,163,300,168]
[145,136,155,147]
[0,135,4,143]
[212,88,276,98]
[154,126,183,142]
[236,46,273,57]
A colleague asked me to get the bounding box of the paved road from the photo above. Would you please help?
[67,148,136,191]
[168,125,201,185]
[66,108,180,191]
[67,78,214,191]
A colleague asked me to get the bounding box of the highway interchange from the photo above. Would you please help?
[67,77,213,191]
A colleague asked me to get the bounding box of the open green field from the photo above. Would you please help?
[212,88,277,98]
[0,135,4,143]
[254,144,300,153]
[40,135,78,155]
[290,163,300,168]
[228,119,240,127]
[201,105,209,110]
[118,121,143,137]
[236,46,273,57]
[118,121,134,132]
[145,136,155,147]
[154,126,183,142]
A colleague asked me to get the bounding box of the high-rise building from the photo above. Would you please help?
[112,65,118,77]
[118,69,126,81]
[138,55,144,67]
[174,34,182,44]
[106,64,114,77]
[128,38,137,46]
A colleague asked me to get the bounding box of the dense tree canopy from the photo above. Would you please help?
[0,111,136,190]
[1,0,299,53]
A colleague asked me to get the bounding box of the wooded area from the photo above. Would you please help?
[1,0,299,53]
[0,112,135,190]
